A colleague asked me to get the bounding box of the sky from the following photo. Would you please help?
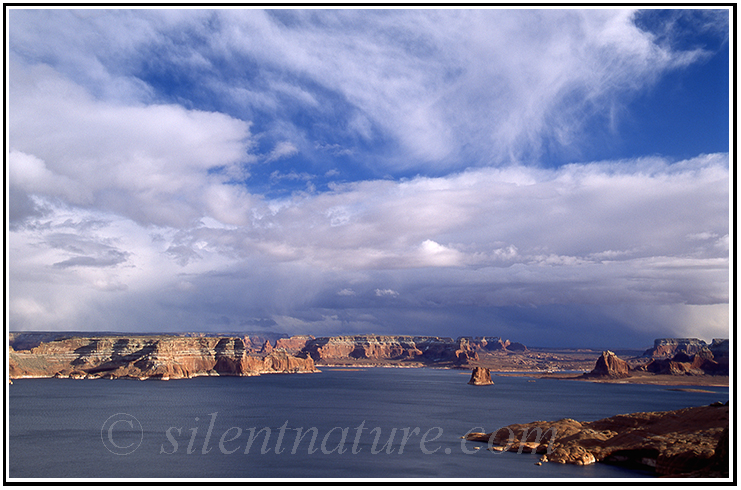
[6,7,732,348]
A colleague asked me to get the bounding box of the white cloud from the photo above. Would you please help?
[9,61,254,228]
[6,8,729,346]
[8,150,92,204]
[9,9,727,171]
[8,149,729,342]
[416,240,465,267]
[265,141,299,163]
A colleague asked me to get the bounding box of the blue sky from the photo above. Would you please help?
[7,8,731,348]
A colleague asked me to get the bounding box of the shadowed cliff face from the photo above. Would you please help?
[465,403,729,477]
[9,336,316,380]
[299,335,479,366]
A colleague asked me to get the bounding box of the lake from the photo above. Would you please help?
[8,367,729,480]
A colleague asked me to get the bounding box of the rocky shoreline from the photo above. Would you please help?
[8,333,729,388]
[464,403,729,477]
[9,336,317,380]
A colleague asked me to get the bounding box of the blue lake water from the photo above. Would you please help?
[8,367,729,480]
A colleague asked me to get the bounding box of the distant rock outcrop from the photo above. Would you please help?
[259,340,274,355]
[467,337,528,353]
[643,338,710,358]
[709,339,729,368]
[9,336,317,380]
[468,367,494,385]
[299,335,478,366]
[582,351,631,379]
[274,335,315,354]
[465,403,729,477]
[639,348,728,376]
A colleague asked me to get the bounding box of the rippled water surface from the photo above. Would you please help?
[8,367,728,479]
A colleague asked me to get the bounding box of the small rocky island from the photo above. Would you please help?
[468,366,494,385]
[580,350,631,379]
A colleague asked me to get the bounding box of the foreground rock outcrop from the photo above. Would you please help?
[465,403,729,477]
[468,367,494,385]
[9,336,317,380]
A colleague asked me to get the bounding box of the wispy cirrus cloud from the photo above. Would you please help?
[9,9,727,172]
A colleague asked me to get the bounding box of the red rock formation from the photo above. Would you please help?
[468,367,494,385]
[642,338,710,358]
[467,337,528,353]
[639,348,727,376]
[506,342,528,352]
[465,403,729,477]
[582,351,631,379]
[274,335,314,354]
[9,336,317,380]
[259,340,274,355]
[300,335,478,365]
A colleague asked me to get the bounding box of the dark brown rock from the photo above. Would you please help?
[638,348,727,376]
[642,338,709,358]
[582,350,631,379]
[468,367,494,385]
[465,404,729,476]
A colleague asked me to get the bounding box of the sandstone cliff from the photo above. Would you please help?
[299,335,478,366]
[468,367,494,385]
[642,338,713,358]
[639,348,728,376]
[581,350,631,379]
[465,403,729,477]
[466,337,528,352]
[274,335,315,354]
[9,336,317,380]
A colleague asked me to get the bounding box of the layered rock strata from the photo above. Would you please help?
[299,335,478,365]
[638,338,728,376]
[274,335,315,354]
[465,337,528,352]
[9,336,317,380]
[639,349,728,376]
[465,403,729,477]
[642,338,724,358]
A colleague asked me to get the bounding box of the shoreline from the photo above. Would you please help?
[533,371,729,387]
[302,363,732,388]
[11,364,728,388]
[10,362,729,388]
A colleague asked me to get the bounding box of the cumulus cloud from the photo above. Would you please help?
[6,8,730,347]
[9,61,254,228]
[8,153,729,344]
